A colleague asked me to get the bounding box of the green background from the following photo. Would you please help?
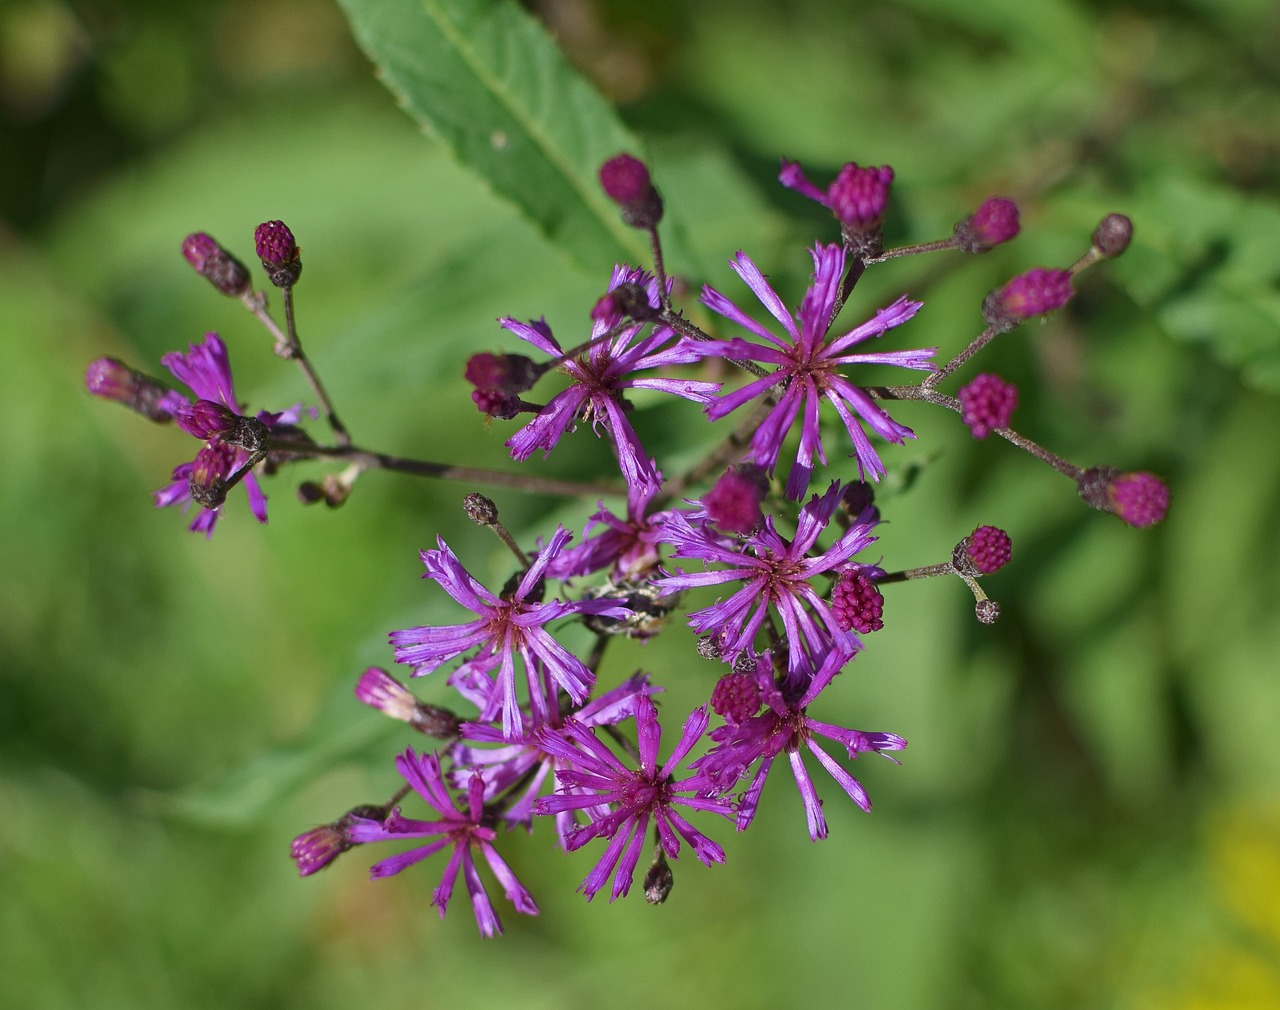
[3,0,1280,1007]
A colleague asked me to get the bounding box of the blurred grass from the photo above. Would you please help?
[3,0,1280,1008]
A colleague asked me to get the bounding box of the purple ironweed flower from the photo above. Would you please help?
[347,749,538,937]
[543,479,669,582]
[696,650,906,840]
[152,333,297,537]
[532,695,733,901]
[696,243,935,498]
[502,265,719,496]
[452,673,659,844]
[655,481,877,677]
[389,526,628,739]
[957,373,1017,438]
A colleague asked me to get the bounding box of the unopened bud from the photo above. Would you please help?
[254,220,302,287]
[463,492,499,526]
[85,357,181,421]
[600,153,664,229]
[290,803,386,876]
[982,268,1074,333]
[958,526,1012,575]
[703,464,769,534]
[181,232,250,297]
[1092,213,1133,259]
[957,374,1017,438]
[1077,466,1169,527]
[643,848,674,905]
[591,282,659,323]
[975,599,1001,624]
[955,197,1021,252]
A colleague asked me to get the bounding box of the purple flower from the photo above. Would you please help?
[451,673,659,844]
[779,160,894,235]
[347,749,538,937]
[655,481,877,677]
[696,244,935,498]
[696,650,906,840]
[503,265,719,496]
[153,333,296,537]
[542,478,669,581]
[957,373,1017,438]
[532,695,733,901]
[389,526,628,739]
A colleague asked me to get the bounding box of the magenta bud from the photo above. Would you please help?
[955,197,1020,252]
[957,373,1018,438]
[827,162,894,233]
[470,387,525,420]
[703,464,769,534]
[1092,214,1133,259]
[254,220,301,287]
[961,526,1013,575]
[1076,467,1170,527]
[591,282,658,323]
[599,153,664,229]
[831,569,885,633]
[85,357,180,422]
[464,352,540,395]
[290,804,385,877]
[181,232,250,297]
[178,399,239,439]
[982,267,1074,332]
[710,672,762,725]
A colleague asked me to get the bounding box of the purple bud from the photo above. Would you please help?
[839,481,879,522]
[831,569,885,633]
[85,357,180,422]
[464,352,540,395]
[254,220,302,288]
[591,282,658,323]
[1077,467,1169,527]
[983,268,1074,332]
[710,672,762,725]
[955,197,1020,252]
[188,442,235,509]
[599,153,663,229]
[703,464,769,534]
[471,387,526,420]
[178,399,239,439]
[181,232,250,297]
[957,373,1018,438]
[290,804,385,877]
[827,162,894,233]
[1092,213,1133,259]
[962,526,1012,575]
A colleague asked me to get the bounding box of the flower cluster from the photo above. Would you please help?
[86,152,1169,938]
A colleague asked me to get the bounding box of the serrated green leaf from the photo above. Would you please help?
[336,0,648,270]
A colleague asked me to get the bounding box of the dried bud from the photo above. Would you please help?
[254,220,302,287]
[599,153,664,229]
[1077,466,1169,527]
[975,599,1001,624]
[181,232,250,297]
[955,197,1020,252]
[1092,213,1133,259]
[957,374,1017,438]
[463,492,499,526]
[982,268,1074,333]
[85,357,181,422]
[643,849,674,905]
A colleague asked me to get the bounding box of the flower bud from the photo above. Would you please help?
[827,162,894,234]
[254,220,302,288]
[188,442,235,509]
[355,667,460,737]
[710,672,762,724]
[703,464,769,534]
[643,849,674,905]
[591,282,659,323]
[599,153,664,229]
[84,357,181,422]
[831,569,885,633]
[464,352,541,395]
[954,197,1020,252]
[982,267,1074,332]
[181,232,250,297]
[1077,466,1169,527]
[957,373,1017,438]
[958,526,1012,575]
[1092,213,1133,259]
[462,492,499,526]
[290,804,386,876]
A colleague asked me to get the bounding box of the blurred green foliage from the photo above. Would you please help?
[3,0,1280,1008]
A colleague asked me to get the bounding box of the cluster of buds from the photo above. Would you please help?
[86,149,1167,937]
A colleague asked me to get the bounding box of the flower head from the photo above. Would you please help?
[347,749,539,937]
[779,160,894,242]
[957,373,1017,438]
[532,695,733,901]
[503,265,719,496]
[696,244,934,498]
[656,481,877,676]
[695,650,906,840]
[388,526,629,738]
[983,268,1074,332]
[955,197,1020,252]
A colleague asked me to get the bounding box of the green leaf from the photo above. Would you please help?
[336,0,649,269]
